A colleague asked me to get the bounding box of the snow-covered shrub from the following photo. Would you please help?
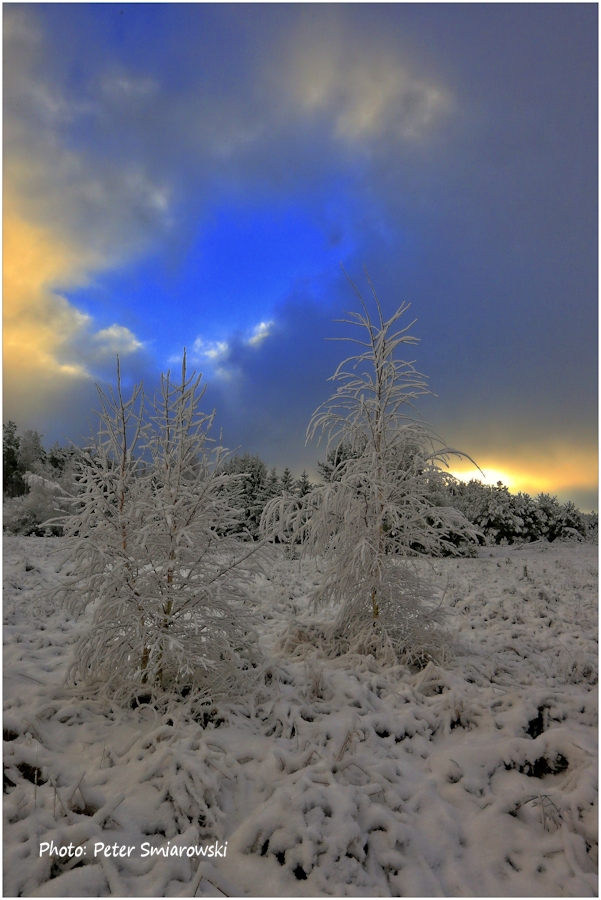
[535,494,587,542]
[581,510,598,541]
[262,270,478,664]
[3,473,72,536]
[421,470,481,556]
[471,481,527,544]
[3,424,82,534]
[54,356,264,707]
[444,480,591,546]
[3,444,81,536]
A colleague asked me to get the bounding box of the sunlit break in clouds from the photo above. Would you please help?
[3,4,597,510]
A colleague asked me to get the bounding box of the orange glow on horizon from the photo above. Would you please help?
[449,445,598,501]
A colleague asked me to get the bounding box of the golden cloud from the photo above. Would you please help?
[3,196,96,390]
[2,188,143,425]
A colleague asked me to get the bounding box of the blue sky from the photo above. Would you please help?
[4,3,597,510]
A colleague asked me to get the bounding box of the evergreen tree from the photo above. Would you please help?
[441,480,589,545]
[222,453,268,538]
[280,467,295,494]
[317,439,365,483]
[295,469,313,497]
[3,421,25,496]
[264,467,280,502]
[19,430,46,474]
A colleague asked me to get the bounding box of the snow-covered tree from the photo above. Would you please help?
[262,271,478,665]
[535,493,582,542]
[581,510,598,541]
[265,466,281,503]
[3,421,25,496]
[19,429,46,473]
[221,452,269,538]
[295,469,313,498]
[317,438,365,483]
[280,467,295,494]
[55,356,263,707]
[3,471,75,536]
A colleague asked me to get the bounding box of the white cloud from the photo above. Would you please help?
[191,337,230,363]
[247,320,274,346]
[93,324,144,356]
[185,319,275,382]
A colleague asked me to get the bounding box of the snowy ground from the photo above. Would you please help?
[3,535,598,897]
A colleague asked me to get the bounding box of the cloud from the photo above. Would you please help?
[3,194,94,383]
[191,338,229,363]
[93,325,144,356]
[2,6,166,425]
[2,189,148,399]
[4,5,172,261]
[2,197,96,433]
[304,58,447,142]
[247,320,274,346]
[274,19,450,145]
[186,319,276,380]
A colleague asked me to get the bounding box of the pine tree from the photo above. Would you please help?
[55,356,263,707]
[280,467,294,494]
[222,453,268,538]
[3,421,25,496]
[264,467,280,502]
[295,469,313,497]
[19,429,47,473]
[317,439,364,483]
[262,270,477,665]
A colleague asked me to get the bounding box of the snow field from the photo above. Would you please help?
[3,535,598,896]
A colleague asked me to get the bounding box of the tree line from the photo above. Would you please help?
[3,422,597,545]
[2,420,315,539]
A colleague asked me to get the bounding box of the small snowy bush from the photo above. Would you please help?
[3,470,77,536]
[54,356,264,707]
[262,270,477,665]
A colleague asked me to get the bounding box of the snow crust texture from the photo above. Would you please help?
[3,535,598,897]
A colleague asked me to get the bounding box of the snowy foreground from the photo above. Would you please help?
[3,535,598,898]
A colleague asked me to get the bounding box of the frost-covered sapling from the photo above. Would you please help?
[56,355,262,706]
[262,270,478,665]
